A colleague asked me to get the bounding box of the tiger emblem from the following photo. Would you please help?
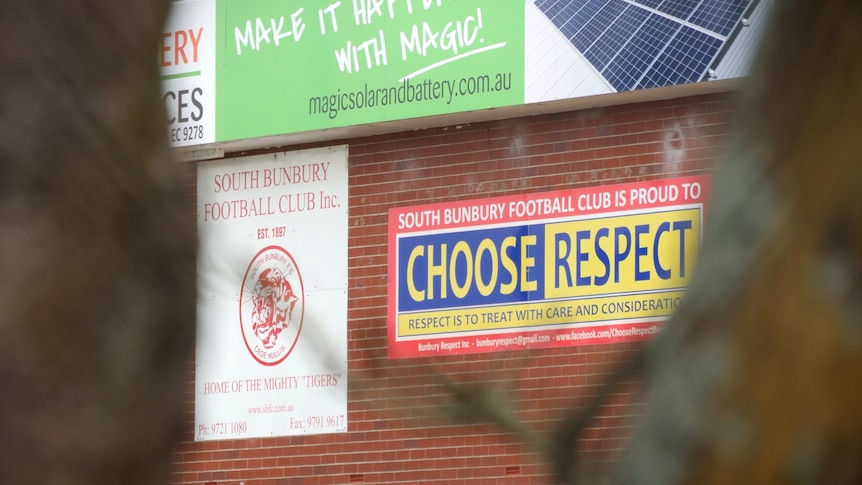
[250,267,298,349]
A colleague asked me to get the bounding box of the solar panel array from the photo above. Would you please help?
[535,0,749,91]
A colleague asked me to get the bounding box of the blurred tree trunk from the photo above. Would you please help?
[0,1,195,484]
[428,1,862,484]
[612,1,862,483]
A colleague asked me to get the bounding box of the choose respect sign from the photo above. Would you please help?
[387,175,710,358]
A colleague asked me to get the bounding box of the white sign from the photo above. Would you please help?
[195,145,349,440]
[162,0,215,147]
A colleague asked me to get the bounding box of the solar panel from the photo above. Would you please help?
[689,0,748,36]
[559,1,603,51]
[577,0,627,57]
[634,0,663,9]
[538,0,576,25]
[656,0,700,21]
[534,0,750,92]
[601,13,678,91]
[585,6,650,71]
[637,26,724,88]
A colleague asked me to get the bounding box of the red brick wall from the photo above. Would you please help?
[171,92,735,485]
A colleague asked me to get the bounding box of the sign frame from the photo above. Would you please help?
[388,175,710,358]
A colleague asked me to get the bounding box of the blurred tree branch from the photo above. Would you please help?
[0,1,195,483]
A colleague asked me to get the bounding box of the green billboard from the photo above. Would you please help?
[216,0,525,140]
[164,0,766,147]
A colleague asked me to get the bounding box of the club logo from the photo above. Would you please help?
[240,245,304,366]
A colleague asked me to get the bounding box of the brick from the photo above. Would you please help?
[173,93,733,484]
